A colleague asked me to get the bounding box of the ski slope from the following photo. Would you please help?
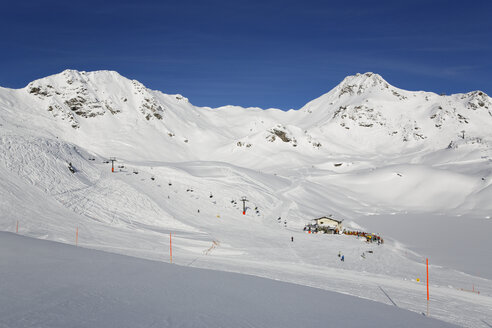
[1,232,460,328]
[0,70,491,327]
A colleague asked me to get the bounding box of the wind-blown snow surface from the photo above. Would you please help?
[0,232,458,328]
[1,70,491,327]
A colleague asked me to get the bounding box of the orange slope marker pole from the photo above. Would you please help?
[170,233,173,264]
[426,258,429,316]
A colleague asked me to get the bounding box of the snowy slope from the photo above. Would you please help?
[1,70,492,327]
[0,232,458,328]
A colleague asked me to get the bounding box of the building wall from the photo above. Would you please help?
[316,218,340,227]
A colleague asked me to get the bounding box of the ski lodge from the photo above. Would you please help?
[315,216,343,231]
[304,216,343,234]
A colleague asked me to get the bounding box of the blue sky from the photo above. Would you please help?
[1,0,491,109]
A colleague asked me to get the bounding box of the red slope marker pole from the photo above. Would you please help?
[170,233,173,264]
[426,258,429,316]
[426,258,429,300]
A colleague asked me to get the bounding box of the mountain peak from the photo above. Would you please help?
[22,69,169,129]
[59,69,123,78]
[299,72,404,115]
[26,69,128,90]
[334,72,391,96]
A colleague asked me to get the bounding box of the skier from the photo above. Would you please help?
[68,162,75,174]
[291,236,294,242]
[338,251,341,258]
[341,255,344,262]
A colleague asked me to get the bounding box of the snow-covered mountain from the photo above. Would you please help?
[1,68,491,224]
[299,72,492,152]
[2,70,490,164]
[1,69,491,225]
[1,70,492,327]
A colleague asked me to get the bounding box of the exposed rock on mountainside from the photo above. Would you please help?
[266,126,298,147]
[25,70,165,129]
